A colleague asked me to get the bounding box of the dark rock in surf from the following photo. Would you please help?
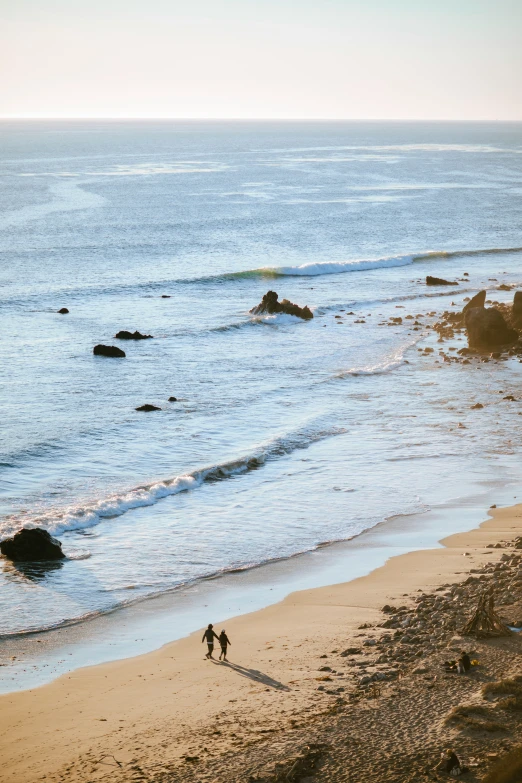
[168,396,178,402]
[0,527,65,562]
[57,307,69,314]
[115,330,153,340]
[93,344,126,358]
[250,290,313,320]
[463,290,486,314]
[136,404,161,412]
[465,307,518,349]
[161,295,171,298]
[426,276,458,286]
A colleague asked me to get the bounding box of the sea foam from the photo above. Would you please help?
[0,424,346,540]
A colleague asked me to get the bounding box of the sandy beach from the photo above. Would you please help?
[1,502,522,783]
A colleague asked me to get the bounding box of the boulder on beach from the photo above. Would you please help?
[465,307,518,348]
[426,276,458,286]
[115,330,153,340]
[463,290,486,314]
[57,307,69,314]
[250,290,313,320]
[136,404,161,411]
[93,344,126,358]
[0,527,65,562]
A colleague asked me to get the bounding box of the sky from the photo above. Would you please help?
[0,0,521,120]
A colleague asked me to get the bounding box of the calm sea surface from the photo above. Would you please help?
[1,121,522,636]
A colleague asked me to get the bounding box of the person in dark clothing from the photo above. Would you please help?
[202,623,219,659]
[218,629,231,661]
[459,652,471,673]
[434,748,466,776]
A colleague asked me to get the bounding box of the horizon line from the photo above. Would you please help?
[1,116,522,123]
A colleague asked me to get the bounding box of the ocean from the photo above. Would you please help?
[1,120,522,640]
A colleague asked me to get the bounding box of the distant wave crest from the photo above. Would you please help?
[191,246,522,283]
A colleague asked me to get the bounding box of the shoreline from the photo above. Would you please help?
[1,497,522,782]
[1,470,519,694]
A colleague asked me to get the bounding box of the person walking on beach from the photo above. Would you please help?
[218,629,231,661]
[202,623,219,659]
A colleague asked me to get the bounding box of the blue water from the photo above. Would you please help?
[1,120,522,636]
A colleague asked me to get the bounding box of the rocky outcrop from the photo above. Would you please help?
[115,331,153,340]
[0,528,65,562]
[462,290,486,314]
[465,307,518,348]
[512,291,522,327]
[250,291,313,320]
[57,307,69,314]
[136,404,161,411]
[93,344,126,358]
[426,276,458,286]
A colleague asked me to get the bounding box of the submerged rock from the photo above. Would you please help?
[0,527,65,562]
[463,290,486,314]
[465,307,518,349]
[115,330,153,340]
[57,307,69,314]
[426,276,458,286]
[93,344,126,358]
[136,404,161,411]
[250,290,313,320]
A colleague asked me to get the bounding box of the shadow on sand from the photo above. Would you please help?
[212,660,290,691]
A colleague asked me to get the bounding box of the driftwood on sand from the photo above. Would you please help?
[462,591,512,638]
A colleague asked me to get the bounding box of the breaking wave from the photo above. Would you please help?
[0,424,346,541]
[3,246,522,307]
[334,338,421,379]
[244,247,522,279]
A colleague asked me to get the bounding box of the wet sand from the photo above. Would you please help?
[1,502,522,782]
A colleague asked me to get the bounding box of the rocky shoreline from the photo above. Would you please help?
[5,505,520,783]
[150,528,522,783]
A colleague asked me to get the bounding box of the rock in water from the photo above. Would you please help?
[0,528,65,561]
[426,276,458,286]
[463,290,486,314]
[115,330,153,340]
[136,404,161,411]
[250,290,313,320]
[57,307,69,314]
[93,344,126,357]
[465,307,518,348]
[168,396,178,402]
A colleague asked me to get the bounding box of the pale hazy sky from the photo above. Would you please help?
[1,0,521,119]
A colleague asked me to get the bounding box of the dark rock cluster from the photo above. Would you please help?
[250,291,313,320]
[431,289,521,350]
